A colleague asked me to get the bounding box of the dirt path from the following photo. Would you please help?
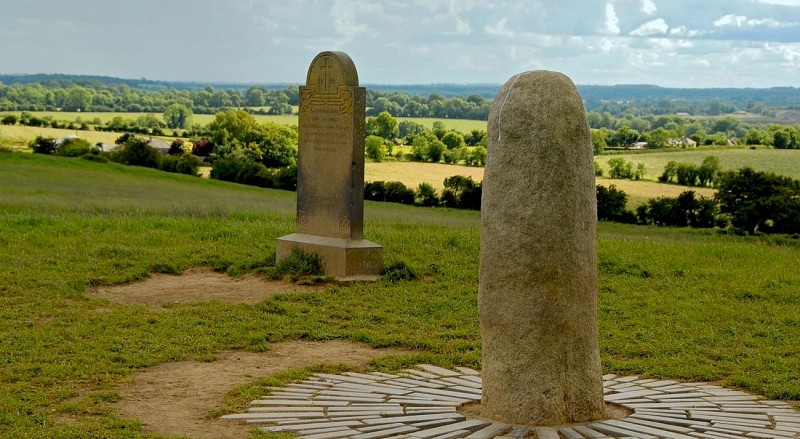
[89,268,408,438]
[114,340,406,438]
[89,267,324,306]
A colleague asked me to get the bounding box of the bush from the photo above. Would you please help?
[636,191,717,228]
[1,114,18,125]
[191,138,214,156]
[112,136,161,169]
[210,156,295,189]
[273,165,297,191]
[381,261,417,282]
[30,136,58,154]
[594,160,604,177]
[716,167,800,234]
[384,181,415,204]
[159,154,201,176]
[415,183,439,207]
[364,181,387,201]
[55,138,92,157]
[168,139,186,155]
[596,184,633,222]
[441,175,481,210]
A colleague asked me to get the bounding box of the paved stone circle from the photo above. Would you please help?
[222,364,800,438]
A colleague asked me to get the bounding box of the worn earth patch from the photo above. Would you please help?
[86,269,408,437]
[114,340,408,438]
[89,267,324,306]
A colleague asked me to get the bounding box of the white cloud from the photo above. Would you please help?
[713,14,792,28]
[330,0,382,39]
[485,17,514,37]
[604,3,621,35]
[630,18,669,36]
[766,42,800,67]
[648,38,693,50]
[641,0,657,15]
[669,25,706,37]
[758,0,800,5]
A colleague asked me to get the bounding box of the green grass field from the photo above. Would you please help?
[1,111,487,132]
[0,124,126,148]
[1,151,799,437]
[595,147,800,181]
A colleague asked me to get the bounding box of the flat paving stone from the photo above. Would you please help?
[223,365,800,438]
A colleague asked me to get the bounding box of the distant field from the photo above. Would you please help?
[398,117,486,132]
[0,111,299,127]
[0,124,127,147]
[366,161,710,206]
[1,111,487,133]
[365,161,484,191]
[596,147,800,181]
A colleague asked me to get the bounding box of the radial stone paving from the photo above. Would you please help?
[222,365,800,438]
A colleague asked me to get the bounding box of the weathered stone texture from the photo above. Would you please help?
[276,51,382,278]
[479,70,604,425]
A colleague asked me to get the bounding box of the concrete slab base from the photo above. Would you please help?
[276,233,383,279]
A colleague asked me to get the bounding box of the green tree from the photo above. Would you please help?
[607,157,634,179]
[245,87,266,107]
[29,136,58,154]
[366,111,398,140]
[610,126,640,148]
[591,129,607,155]
[163,103,193,129]
[426,139,445,163]
[365,135,386,162]
[415,183,439,207]
[207,109,260,148]
[112,136,161,169]
[63,86,92,111]
[715,167,800,234]
[257,123,298,167]
[441,131,465,150]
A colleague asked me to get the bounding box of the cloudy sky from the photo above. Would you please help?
[2,0,799,88]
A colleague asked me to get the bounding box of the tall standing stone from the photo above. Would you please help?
[479,71,604,425]
[276,51,382,278]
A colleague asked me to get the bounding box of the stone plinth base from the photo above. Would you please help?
[276,233,383,279]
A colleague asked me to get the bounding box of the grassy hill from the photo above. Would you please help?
[1,151,799,437]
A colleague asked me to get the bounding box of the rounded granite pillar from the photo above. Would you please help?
[479,70,604,425]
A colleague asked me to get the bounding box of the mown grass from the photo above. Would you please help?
[1,151,799,438]
[595,147,800,181]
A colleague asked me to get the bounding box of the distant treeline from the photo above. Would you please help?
[3,74,800,119]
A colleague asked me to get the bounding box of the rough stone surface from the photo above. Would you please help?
[276,51,382,278]
[479,70,604,425]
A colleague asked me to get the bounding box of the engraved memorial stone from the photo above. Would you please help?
[276,51,382,278]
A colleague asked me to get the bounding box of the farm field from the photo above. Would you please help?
[1,150,799,438]
[595,147,800,181]
[365,160,712,206]
[0,124,128,148]
[0,111,488,132]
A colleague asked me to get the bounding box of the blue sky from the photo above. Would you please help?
[1,0,799,87]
